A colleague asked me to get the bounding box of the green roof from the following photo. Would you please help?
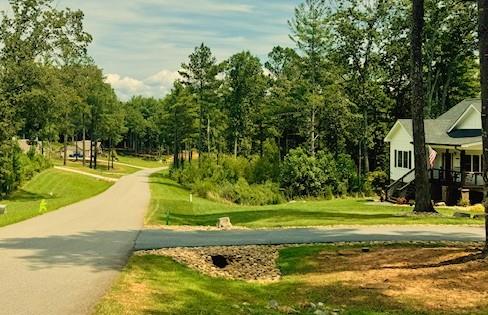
[394,99,482,146]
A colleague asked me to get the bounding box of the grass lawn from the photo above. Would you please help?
[53,159,140,179]
[0,168,112,227]
[95,243,488,315]
[116,154,168,169]
[146,172,484,228]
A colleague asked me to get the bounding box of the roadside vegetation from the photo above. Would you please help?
[148,171,483,228]
[0,169,112,227]
[96,242,488,315]
[169,143,379,207]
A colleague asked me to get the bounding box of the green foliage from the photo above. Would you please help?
[281,148,357,198]
[0,143,51,198]
[170,155,284,206]
[367,170,389,193]
[250,140,281,184]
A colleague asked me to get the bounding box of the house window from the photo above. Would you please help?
[462,155,482,172]
[396,150,412,169]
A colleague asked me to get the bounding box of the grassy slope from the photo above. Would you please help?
[0,169,112,227]
[147,172,484,227]
[116,155,167,169]
[96,243,485,315]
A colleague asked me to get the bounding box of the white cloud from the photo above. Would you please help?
[105,70,181,101]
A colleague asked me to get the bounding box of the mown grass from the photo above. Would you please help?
[147,172,484,228]
[95,243,488,315]
[0,169,112,227]
[53,159,140,178]
[116,154,167,169]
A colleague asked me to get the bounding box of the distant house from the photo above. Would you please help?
[384,99,484,205]
[18,139,41,154]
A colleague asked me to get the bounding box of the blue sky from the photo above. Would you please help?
[2,0,300,99]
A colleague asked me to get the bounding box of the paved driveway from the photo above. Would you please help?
[136,225,485,250]
[0,168,159,315]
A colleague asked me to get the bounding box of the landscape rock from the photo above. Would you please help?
[138,245,282,282]
[313,310,327,315]
[268,299,279,309]
[453,212,471,218]
[217,217,232,229]
[435,202,447,207]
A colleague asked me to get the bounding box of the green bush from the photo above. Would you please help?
[367,170,389,193]
[280,148,342,198]
[250,140,281,184]
[219,178,284,205]
[170,154,284,206]
[0,143,51,197]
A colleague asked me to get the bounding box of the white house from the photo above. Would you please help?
[384,98,484,204]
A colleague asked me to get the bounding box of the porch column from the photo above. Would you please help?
[460,150,467,187]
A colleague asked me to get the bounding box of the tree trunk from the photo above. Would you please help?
[478,0,488,250]
[82,116,86,167]
[310,107,316,156]
[63,133,68,166]
[234,132,238,158]
[411,0,435,213]
[207,118,211,154]
[94,139,98,170]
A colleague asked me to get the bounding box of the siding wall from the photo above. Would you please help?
[389,126,414,181]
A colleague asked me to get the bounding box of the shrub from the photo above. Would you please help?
[280,148,339,198]
[225,178,284,205]
[467,204,485,212]
[367,170,389,193]
[458,198,471,207]
[170,154,285,206]
[251,140,281,184]
[0,143,51,197]
[396,197,408,205]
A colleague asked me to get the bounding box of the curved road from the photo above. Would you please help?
[0,168,159,315]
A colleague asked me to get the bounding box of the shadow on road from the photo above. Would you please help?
[0,230,139,271]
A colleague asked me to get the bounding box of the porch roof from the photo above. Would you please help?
[397,119,481,146]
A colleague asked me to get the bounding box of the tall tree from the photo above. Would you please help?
[162,83,198,168]
[479,0,488,250]
[411,0,435,213]
[289,0,329,155]
[179,43,219,156]
[223,51,266,157]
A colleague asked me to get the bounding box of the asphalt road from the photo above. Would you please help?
[136,225,486,250]
[0,168,159,315]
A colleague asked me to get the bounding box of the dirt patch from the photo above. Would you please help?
[137,245,282,282]
[302,245,488,312]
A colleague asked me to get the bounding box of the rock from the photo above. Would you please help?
[453,212,471,218]
[268,300,279,309]
[317,302,324,308]
[313,310,327,315]
[473,214,486,220]
[217,217,232,229]
[309,302,317,309]
[435,202,447,207]
[361,247,370,253]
